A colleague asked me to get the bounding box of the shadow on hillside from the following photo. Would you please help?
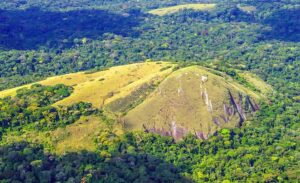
[177,5,300,43]
[262,8,300,42]
[0,141,192,182]
[0,8,142,50]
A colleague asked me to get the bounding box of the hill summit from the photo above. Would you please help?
[0,62,270,141]
[121,66,266,140]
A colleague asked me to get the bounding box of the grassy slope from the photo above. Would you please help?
[149,3,216,16]
[239,71,273,95]
[1,116,116,154]
[0,62,174,108]
[51,116,105,154]
[237,5,257,13]
[1,62,271,152]
[124,66,269,135]
[0,62,173,154]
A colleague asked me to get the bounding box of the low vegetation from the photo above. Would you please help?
[124,66,268,139]
[1,63,269,140]
[0,62,271,150]
[0,62,174,108]
[149,4,216,16]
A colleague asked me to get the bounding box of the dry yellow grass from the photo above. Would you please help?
[1,130,54,151]
[239,71,273,96]
[293,95,300,101]
[53,62,174,108]
[1,116,121,154]
[0,62,174,153]
[124,66,266,135]
[0,62,174,108]
[238,5,257,13]
[1,62,271,145]
[0,84,32,98]
[51,116,105,154]
[149,4,216,16]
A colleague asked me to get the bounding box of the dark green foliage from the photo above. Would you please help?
[0,84,97,139]
[14,84,73,106]
[0,1,299,182]
[0,98,299,182]
[0,1,299,94]
[95,98,300,182]
[0,8,141,50]
[0,142,190,183]
[160,65,172,71]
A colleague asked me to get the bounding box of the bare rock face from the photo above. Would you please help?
[124,66,264,141]
[143,121,189,141]
[142,90,259,141]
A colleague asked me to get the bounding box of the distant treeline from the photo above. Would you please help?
[0,1,299,98]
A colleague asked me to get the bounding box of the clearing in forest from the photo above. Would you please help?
[0,62,174,108]
[149,4,216,16]
[0,62,272,142]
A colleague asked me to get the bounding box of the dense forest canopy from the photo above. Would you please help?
[0,84,96,138]
[0,0,299,96]
[0,0,299,182]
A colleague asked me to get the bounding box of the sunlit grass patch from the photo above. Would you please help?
[149,4,216,16]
